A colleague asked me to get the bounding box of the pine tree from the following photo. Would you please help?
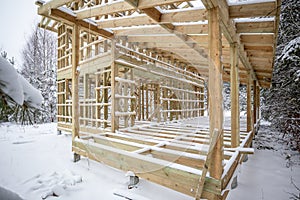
[262,0,300,151]
[21,26,57,123]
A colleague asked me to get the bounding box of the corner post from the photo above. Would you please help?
[208,6,224,189]
[230,43,240,147]
[72,24,80,140]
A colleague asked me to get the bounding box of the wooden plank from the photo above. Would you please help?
[230,43,240,148]
[98,9,207,28]
[37,0,75,15]
[45,8,113,39]
[241,34,274,46]
[229,1,276,18]
[76,1,134,20]
[208,7,224,195]
[73,139,221,198]
[72,24,80,140]
[236,21,274,33]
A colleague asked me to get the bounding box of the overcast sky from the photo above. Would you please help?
[0,0,40,67]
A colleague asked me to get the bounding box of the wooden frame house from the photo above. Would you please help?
[36,0,281,199]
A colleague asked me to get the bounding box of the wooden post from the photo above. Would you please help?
[103,69,108,128]
[208,6,223,190]
[230,43,240,148]
[156,84,161,122]
[84,73,89,126]
[72,24,80,140]
[257,85,260,120]
[111,40,119,132]
[246,71,252,132]
[146,84,149,119]
[141,85,145,120]
[163,88,168,121]
[200,87,204,116]
[253,80,257,125]
[130,69,135,126]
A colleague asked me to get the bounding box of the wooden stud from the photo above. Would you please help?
[103,69,109,128]
[257,85,260,120]
[208,6,224,191]
[230,43,240,148]
[246,71,252,132]
[253,80,257,125]
[72,24,80,140]
[111,40,119,132]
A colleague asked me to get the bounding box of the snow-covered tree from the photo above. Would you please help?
[262,0,300,151]
[21,25,57,123]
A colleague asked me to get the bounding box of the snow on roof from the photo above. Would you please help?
[0,57,43,109]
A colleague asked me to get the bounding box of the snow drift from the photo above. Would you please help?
[0,57,43,108]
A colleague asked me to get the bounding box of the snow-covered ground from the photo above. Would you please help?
[0,121,299,200]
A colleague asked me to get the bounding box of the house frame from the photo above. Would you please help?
[36,0,281,199]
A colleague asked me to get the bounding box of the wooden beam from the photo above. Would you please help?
[71,24,80,140]
[229,1,277,18]
[98,9,208,29]
[114,24,208,36]
[76,1,134,20]
[76,0,190,20]
[230,43,240,148]
[208,6,223,196]
[241,34,274,46]
[236,21,274,33]
[37,0,76,15]
[42,8,113,39]
[201,0,259,85]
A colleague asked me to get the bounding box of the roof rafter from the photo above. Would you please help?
[37,4,114,39]
[97,8,208,29]
[123,0,208,63]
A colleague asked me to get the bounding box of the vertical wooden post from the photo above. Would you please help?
[84,73,89,126]
[103,69,108,128]
[111,40,119,132]
[246,71,252,132]
[141,85,145,120]
[156,84,161,122]
[146,84,149,119]
[230,43,240,148]
[200,87,205,116]
[130,69,135,126]
[208,6,224,188]
[72,24,80,140]
[257,85,260,119]
[253,80,257,125]
[163,88,168,121]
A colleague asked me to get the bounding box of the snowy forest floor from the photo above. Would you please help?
[0,120,299,200]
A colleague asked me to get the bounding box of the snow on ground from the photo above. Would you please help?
[228,120,300,200]
[0,121,299,200]
[0,123,191,200]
